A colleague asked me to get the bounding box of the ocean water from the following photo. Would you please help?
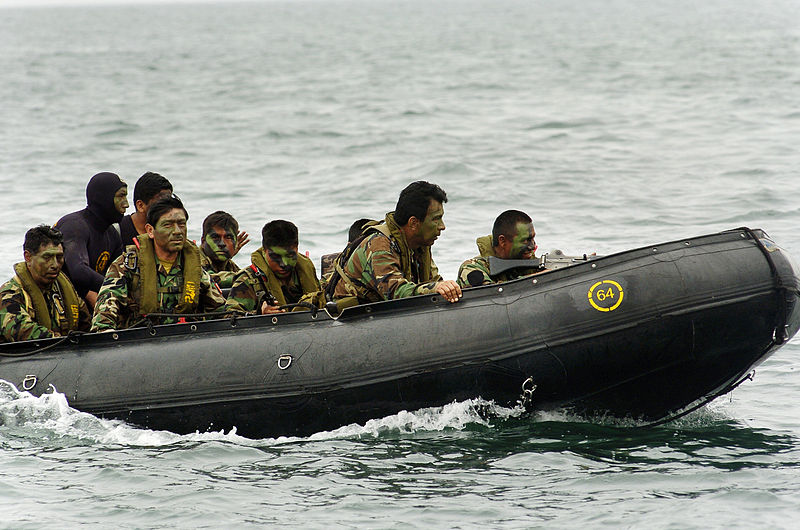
[1,0,799,527]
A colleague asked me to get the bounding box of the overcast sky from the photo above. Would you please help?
[2,0,250,7]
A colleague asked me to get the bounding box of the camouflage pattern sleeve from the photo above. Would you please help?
[199,268,226,313]
[90,255,131,332]
[224,269,260,314]
[457,257,493,288]
[0,278,57,342]
[209,270,237,289]
[346,234,438,301]
[200,252,239,289]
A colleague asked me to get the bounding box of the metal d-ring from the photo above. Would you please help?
[22,375,37,391]
[519,376,537,409]
[278,355,293,370]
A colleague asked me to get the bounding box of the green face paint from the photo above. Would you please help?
[203,226,237,263]
[114,186,129,215]
[267,245,298,278]
[418,201,445,246]
[150,208,187,255]
[509,222,536,259]
[26,243,65,287]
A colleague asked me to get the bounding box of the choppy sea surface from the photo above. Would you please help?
[1,0,798,527]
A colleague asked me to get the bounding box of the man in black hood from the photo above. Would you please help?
[55,172,129,308]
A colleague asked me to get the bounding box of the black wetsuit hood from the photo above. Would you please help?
[86,172,126,226]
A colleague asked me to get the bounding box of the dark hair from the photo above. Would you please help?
[202,211,239,239]
[348,218,375,243]
[492,210,533,246]
[262,220,298,249]
[134,172,173,204]
[394,181,447,226]
[146,195,188,227]
[24,225,63,254]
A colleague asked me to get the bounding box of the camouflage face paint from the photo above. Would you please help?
[509,222,536,259]
[204,226,237,263]
[25,243,65,287]
[150,208,187,255]
[418,200,445,246]
[267,245,298,278]
[114,186,129,215]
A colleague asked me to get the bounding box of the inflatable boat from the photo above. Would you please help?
[1,227,798,438]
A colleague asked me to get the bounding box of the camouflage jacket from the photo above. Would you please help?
[224,248,320,314]
[199,250,240,289]
[332,213,442,304]
[457,235,539,287]
[0,273,91,342]
[91,242,225,331]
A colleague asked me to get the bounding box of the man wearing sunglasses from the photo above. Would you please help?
[457,210,541,288]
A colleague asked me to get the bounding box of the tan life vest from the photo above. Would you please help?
[476,235,496,257]
[13,262,81,333]
[250,248,320,306]
[133,234,203,315]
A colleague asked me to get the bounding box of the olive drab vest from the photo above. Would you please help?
[378,213,436,284]
[332,212,437,305]
[476,235,496,257]
[249,248,320,307]
[126,234,203,317]
[13,262,81,334]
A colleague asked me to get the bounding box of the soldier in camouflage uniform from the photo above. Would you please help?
[331,181,461,305]
[225,220,322,314]
[199,210,247,289]
[457,210,541,288]
[91,196,225,331]
[0,225,91,342]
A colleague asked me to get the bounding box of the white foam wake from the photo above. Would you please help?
[305,398,525,442]
[0,378,734,448]
[0,379,525,447]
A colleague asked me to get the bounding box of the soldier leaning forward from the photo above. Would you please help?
[91,196,225,331]
[330,181,461,306]
[0,225,91,342]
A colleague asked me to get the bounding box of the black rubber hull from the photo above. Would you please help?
[2,228,798,437]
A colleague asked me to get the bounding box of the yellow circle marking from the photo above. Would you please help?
[588,280,624,312]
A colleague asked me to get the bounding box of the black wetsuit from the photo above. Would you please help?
[119,214,138,248]
[56,172,125,298]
